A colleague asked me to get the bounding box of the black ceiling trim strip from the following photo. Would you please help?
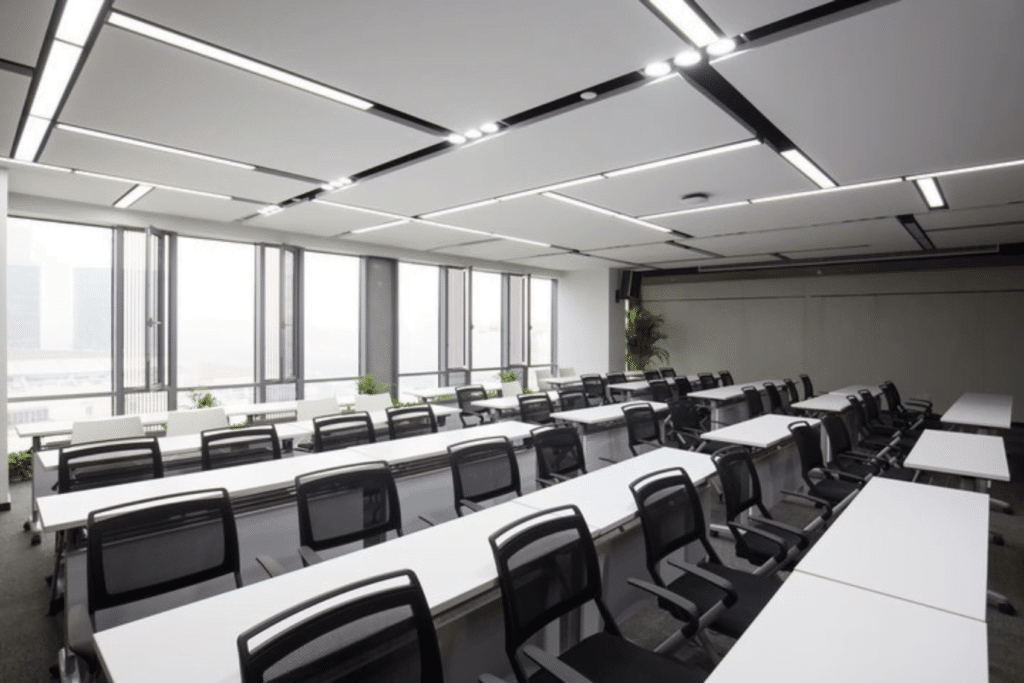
[896,214,936,250]
[677,64,790,149]
[0,57,33,78]
[502,72,647,128]
[371,103,452,136]
[250,165,325,185]
[350,141,453,183]
[741,0,900,48]
[669,242,721,258]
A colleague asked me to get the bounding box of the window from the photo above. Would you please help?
[397,262,440,402]
[471,270,501,371]
[303,251,359,382]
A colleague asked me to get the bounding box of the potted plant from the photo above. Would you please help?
[625,306,669,371]
[499,369,522,397]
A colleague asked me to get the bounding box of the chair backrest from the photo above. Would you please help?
[712,446,770,521]
[295,462,403,553]
[237,569,442,683]
[533,367,552,390]
[200,426,281,471]
[606,371,627,386]
[673,377,691,397]
[718,370,734,386]
[456,384,488,412]
[58,437,164,494]
[449,437,521,515]
[858,389,883,423]
[295,397,339,422]
[165,407,228,438]
[489,505,617,683]
[87,488,240,616]
[667,398,702,431]
[517,394,553,425]
[312,412,376,452]
[844,395,872,436]
[501,380,523,397]
[643,369,662,381]
[783,378,800,404]
[71,415,146,445]
[559,367,576,378]
[763,382,784,414]
[386,405,438,440]
[821,414,854,455]
[579,374,606,402]
[629,467,719,585]
[698,373,718,389]
[531,425,587,482]
[659,367,676,378]
[557,387,589,411]
[799,374,814,400]
[648,378,672,402]
[742,386,764,418]
[880,381,902,412]
[622,403,662,451]
[787,420,825,486]
[353,392,395,412]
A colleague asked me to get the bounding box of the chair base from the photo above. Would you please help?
[989,590,1016,616]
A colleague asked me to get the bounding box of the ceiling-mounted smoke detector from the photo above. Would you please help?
[680,192,710,206]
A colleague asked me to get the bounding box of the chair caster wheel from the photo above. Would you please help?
[992,534,1005,546]
[709,529,719,537]
[998,603,1016,616]
[31,534,42,546]
[1004,507,1014,515]
[45,574,53,585]
[24,521,31,531]
[49,664,59,679]
[48,597,64,616]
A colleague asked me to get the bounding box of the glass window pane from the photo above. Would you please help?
[471,270,501,369]
[7,396,112,452]
[264,247,281,381]
[7,217,112,398]
[177,238,255,388]
[282,249,295,379]
[304,379,358,402]
[399,263,439,374]
[304,251,359,380]
[530,277,553,366]
[397,375,439,404]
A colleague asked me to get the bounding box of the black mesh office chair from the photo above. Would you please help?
[623,403,664,457]
[762,382,788,415]
[311,412,376,452]
[517,393,554,425]
[532,425,587,487]
[881,381,936,428]
[665,398,708,451]
[649,378,672,403]
[718,371,734,386]
[489,506,709,683]
[557,387,589,411]
[57,437,163,494]
[712,446,827,572]
[782,378,801,405]
[674,376,691,398]
[644,369,662,381]
[819,414,885,478]
[630,468,783,645]
[456,384,491,427]
[580,373,608,405]
[741,386,764,419]
[237,570,445,683]
[201,425,281,470]
[64,489,241,678]
[386,405,438,440]
[606,371,628,402]
[659,367,677,379]
[788,421,865,507]
[698,373,718,389]
[844,395,907,452]
[448,436,521,517]
[799,374,815,399]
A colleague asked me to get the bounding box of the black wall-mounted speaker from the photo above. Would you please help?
[616,270,642,302]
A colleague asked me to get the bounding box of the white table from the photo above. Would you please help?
[793,477,990,621]
[829,384,884,398]
[346,420,534,469]
[470,391,557,417]
[688,380,789,427]
[701,414,817,449]
[548,401,669,469]
[791,394,855,413]
[941,392,1013,430]
[606,379,651,400]
[408,382,500,403]
[704,571,988,683]
[903,429,1010,490]
[545,376,583,387]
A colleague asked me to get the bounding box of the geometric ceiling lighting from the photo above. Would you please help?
[113,183,154,209]
[645,0,719,47]
[74,169,232,200]
[750,177,902,204]
[779,148,837,189]
[604,139,760,178]
[906,157,1024,181]
[56,123,257,169]
[541,192,671,233]
[914,177,947,210]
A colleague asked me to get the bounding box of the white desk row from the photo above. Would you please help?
[942,391,1013,430]
[688,379,791,427]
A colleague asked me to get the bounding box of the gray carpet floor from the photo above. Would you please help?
[1,432,1022,682]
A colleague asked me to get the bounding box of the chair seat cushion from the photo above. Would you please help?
[808,478,860,505]
[834,455,877,478]
[531,631,707,683]
[665,565,782,639]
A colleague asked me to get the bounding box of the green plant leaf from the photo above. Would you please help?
[624,305,670,371]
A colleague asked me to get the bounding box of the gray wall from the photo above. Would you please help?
[643,265,1024,422]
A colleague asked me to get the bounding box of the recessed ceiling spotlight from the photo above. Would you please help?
[680,192,709,206]
[673,50,702,67]
[257,205,283,216]
[706,38,737,56]
[319,176,353,191]
[580,91,597,101]
[479,122,499,134]
[447,133,467,144]
[643,61,672,78]
[464,128,483,139]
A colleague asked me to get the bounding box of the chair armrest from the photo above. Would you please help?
[821,467,869,485]
[665,560,738,606]
[479,676,507,683]
[627,578,702,637]
[780,490,834,520]
[598,456,622,464]
[67,603,97,666]
[299,546,323,567]
[458,499,486,514]
[749,518,810,549]
[726,522,789,562]
[536,473,570,488]
[256,554,288,577]
[522,645,595,683]
[418,513,442,527]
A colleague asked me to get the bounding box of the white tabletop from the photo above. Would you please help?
[790,394,855,413]
[828,384,884,398]
[903,429,1010,482]
[93,500,534,683]
[345,421,535,466]
[408,383,501,400]
[549,401,668,426]
[512,448,715,536]
[794,477,990,621]
[545,376,583,386]
[941,392,1013,430]
[606,380,651,392]
[16,412,169,439]
[704,572,987,683]
[688,380,787,402]
[470,391,557,411]
[701,414,819,449]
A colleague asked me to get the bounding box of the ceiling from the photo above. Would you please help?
[1,0,1022,272]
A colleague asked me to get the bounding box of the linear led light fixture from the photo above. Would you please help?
[0,156,72,173]
[914,177,947,209]
[648,0,719,47]
[75,169,232,199]
[56,0,106,46]
[257,204,283,216]
[350,219,408,234]
[907,157,1024,181]
[751,177,902,204]
[604,139,760,178]
[108,12,372,110]
[501,235,551,248]
[319,177,354,191]
[57,123,256,169]
[414,218,494,238]
[311,200,407,220]
[113,184,153,209]
[642,200,751,220]
[779,149,836,189]
[420,198,498,219]
[497,175,604,202]
[541,192,671,233]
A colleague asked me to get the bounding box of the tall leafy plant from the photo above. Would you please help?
[625,306,669,371]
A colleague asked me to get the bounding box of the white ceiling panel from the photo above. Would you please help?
[655,254,780,269]
[59,28,438,182]
[342,222,481,252]
[779,245,900,260]
[509,252,632,271]
[433,240,562,261]
[716,0,1024,184]
[437,194,675,251]
[935,166,1024,211]
[585,242,691,265]
[0,71,31,155]
[338,76,751,216]
[3,164,133,205]
[685,217,918,256]
[562,143,810,217]
[130,189,255,222]
[245,201,402,237]
[702,0,823,37]
[0,0,53,66]
[115,0,684,131]
[916,203,1024,231]
[927,224,1024,250]
[40,128,314,203]
[652,181,925,237]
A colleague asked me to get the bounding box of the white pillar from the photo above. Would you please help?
[0,169,9,510]
[556,268,625,374]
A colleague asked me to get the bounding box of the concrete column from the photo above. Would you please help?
[359,257,398,398]
[556,268,625,374]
